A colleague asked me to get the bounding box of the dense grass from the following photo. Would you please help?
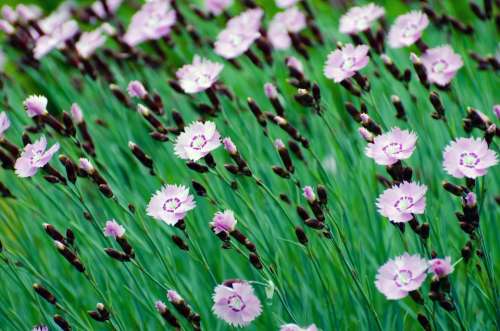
[0,0,498,330]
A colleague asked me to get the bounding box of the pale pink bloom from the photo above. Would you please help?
[264,83,278,99]
[79,158,95,173]
[442,137,498,178]
[0,19,14,34]
[464,192,476,207]
[71,103,84,124]
[428,257,453,278]
[324,44,370,82]
[376,181,427,223]
[339,3,385,35]
[222,137,237,155]
[16,4,42,23]
[493,105,500,119]
[24,95,48,117]
[92,0,123,19]
[32,326,48,331]
[33,20,79,59]
[14,136,60,178]
[388,11,429,48]
[365,127,417,166]
[420,45,463,86]
[0,112,10,138]
[227,8,263,32]
[205,0,233,16]
[1,5,17,23]
[174,121,221,161]
[375,253,428,300]
[166,290,183,304]
[274,138,285,149]
[123,0,176,47]
[286,56,304,74]
[103,219,125,238]
[176,55,224,94]
[276,0,300,9]
[146,184,196,225]
[127,80,148,98]
[38,2,72,34]
[211,210,237,234]
[214,27,260,59]
[268,7,307,50]
[358,127,374,142]
[212,280,262,327]
[155,300,166,311]
[303,186,316,202]
[280,324,318,331]
[75,25,111,59]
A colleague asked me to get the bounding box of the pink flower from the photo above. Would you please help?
[75,25,110,59]
[376,181,427,223]
[212,280,262,327]
[166,289,183,304]
[388,11,429,48]
[464,192,476,207]
[214,27,260,59]
[1,5,17,23]
[365,128,417,165]
[280,324,318,331]
[428,257,453,278]
[127,80,148,98]
[146,184,196,225]
[358,127,374,143]
[442,137,498,178]
[91,0,123,19]
[174,121,221,161]
[155,300,166,311]
[16,4,42,23]
[420,45,463,86]
[264,83,278,99]
[339,3,385,35]
[70,103,84,124]
[32,326,48,331]
[176,55,224,94]
[268,7,307,50]
[222,137,237,155]
[274,138,285,149]
[38,2,72,34]
[0,112,10,138]
[227,8,263,31]
[79,158,95,173]
[276,0,300,9]
[286,56,304,74]
[33,20,79,59]
[0,19,14,34]
[23,95,48,117]
[493,105,500,119]
[103,219,125,238]
[375,253,428,300]
[14,136,60,178]
[211,210,237,234]
[123,0,176,47]
[324,44,370,82]
[205,0,233,16]
[303,186,316,203]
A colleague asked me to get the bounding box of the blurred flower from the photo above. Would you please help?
[211,210,237,234]
[443,137,498,178]
[103,219,125,238]
[166,289,183,304]
[33,20,79,59]
[428,257,453,278]
[0,20,14,34]
[214,27,260,59]
[365,127,417,165]
[176,55,224,94]
[375,253,428,300]
[388,11,429,48]
[420,45,463,86]
[32,326,48,331]
[16,4,42,23]
[268,7,307,50]
[1,5,17,23]
[464,192,476,207]
[302,186,316,203]
[376,181,427,223]
[146,184,196,225]
[174,121,221,161]
[274,138,285,149]
[15,136,60,178]
[358,127,374,142]
[0,112,10,138]
[155,300,166,311]
[280,324,318,331]
[276,0,299,9]
[212,280,262,327]
[38,2,72,34]
[205,0,233,16]
[23,95,48,117]
[227,8,263,31]
[79,158,95,173]
[286,56,304,74]
[123,0,176,47]
[71,103,84,124]
[222,137,237,155]
[493,105,500,119]
[324,44,369,82]
[339,3,385,35]
[264,83,278,99]
[76,25,112,59]
[92,0,123,19]
[127,80,148,98]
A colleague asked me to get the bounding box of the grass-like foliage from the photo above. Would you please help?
[0,0,498,330]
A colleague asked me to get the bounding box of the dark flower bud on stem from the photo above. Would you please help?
[295,227,308,245]
[172,235,189,251]
[247,98,267,128]
[33,283,56,304]
[391,95,406,120]
[105,248,131,262]
[99,184,114,198]
[129,141,154,171]
[249,252,263,270]
[54,315,71,331]
[59,155,77,184]
[43,223,66,243]
[417,313,431,331]
[55,241,85,272]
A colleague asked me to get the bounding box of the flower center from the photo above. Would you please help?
[432,60,448,73]
[227,294,246,312]
[229,34,242,46]
[355,16,368,30]
[382,142,403,156]
[402,24,418,37]
[341,57,355,70]
[394,269,413,287]
[190,134,207,150]
[459,152,479,168]
[30,150,44,165]
[195,73,211,87]
[163,198,181,212]
[394,196,414,212]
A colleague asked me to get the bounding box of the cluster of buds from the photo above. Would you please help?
[469,0,494,20]
[88,303,110,322]
[381,54,412,85]
[296,185,330,237]
[222,138,251,177]
[55,240,85,272]
[469,51,500,71]
[77,158,114,198]
[463,107,498,145]
[155,300,180,329]
[422,5,473,34]
[443,182,480,236]
[267,114,309,148]
[127,80,164,115]
[359,113,382,136]
[104,222,135,262]
[429,273,455,311]
[167,290,201,330]
[43,223,75,247]
[294,83,322,114]
[71,104,96,156]
[285,56,310,89]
